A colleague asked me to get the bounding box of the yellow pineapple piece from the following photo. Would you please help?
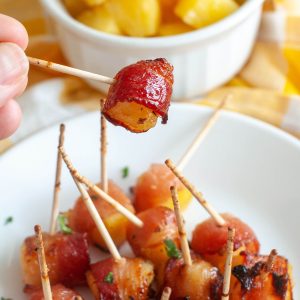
[63,0,87,17]
[77,5,121,35]
[83,0,106,7]
[107,0,161,37]
[158,21,193,36]
[175,0,239,29]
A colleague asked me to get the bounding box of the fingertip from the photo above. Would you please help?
[0,99,22,139]
[0,14,29,50]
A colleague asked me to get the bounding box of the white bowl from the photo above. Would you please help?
[40,0,264,99]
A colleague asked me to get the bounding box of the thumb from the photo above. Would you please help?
[0,42,29,106]
[0,42,29,85]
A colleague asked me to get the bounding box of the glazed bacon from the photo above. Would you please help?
[25,284,80,300]
[134,164,191,212]
[163,253,223,300]
[68,180,135,250]
[191,213,260,272]
[86,257,154,300]
[21,232,89,287]
[231,254,293,299]
[103,58,174,133]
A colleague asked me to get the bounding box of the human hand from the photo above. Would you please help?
[0,14,29,139]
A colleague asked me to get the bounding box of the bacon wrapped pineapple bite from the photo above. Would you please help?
[29,57,173,133]
[21,231,90,288]
[127,206,180,287]
[103,58,173,133]
[191,213,260,272]
[23,225,83,300]
[25,284,81,300]
[86,257,154,299]
[68,180,135,250]
[134,164,192,212]
[162,187,223,300]
[163,254,223,300]
[230,251,293,300]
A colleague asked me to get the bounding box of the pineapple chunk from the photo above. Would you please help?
[77,5,121,35]
[175,0,239,29]
[159,21,193,36]
[63,0,87,17]
[83,0,106,7]
[107,0,161,37]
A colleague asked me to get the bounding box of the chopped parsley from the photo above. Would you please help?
[121,166,129,178]
[164,239,181,259]
[1,297,12,300]
[104,272,114,284]
[4,216,13,225]
[57,214,72,234]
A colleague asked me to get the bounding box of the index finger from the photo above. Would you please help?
[0,14,28,50]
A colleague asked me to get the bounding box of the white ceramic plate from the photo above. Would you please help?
[0,103,299,299]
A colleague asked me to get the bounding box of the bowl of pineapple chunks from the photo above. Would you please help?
[41,0,264,98]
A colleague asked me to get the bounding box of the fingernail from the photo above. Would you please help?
[0,43,29,85]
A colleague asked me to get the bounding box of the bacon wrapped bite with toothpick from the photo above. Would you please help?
[161,186,223,300]
[25,284,81,300]
[230,251,293,299]
[127,206,180,287]
[103,58,173,133]
[68,180,135,250]
[191,213,260,272]
[86,257,154,300]
[133,164,192,212]
[21,232,89,288]
[163,253,223,300]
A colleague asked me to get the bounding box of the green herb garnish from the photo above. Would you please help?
[4,216,13,225]
[121,166,129,178]
[1,297,12,300]
[164,239,181,259]
[104,271,114,284]
[58,214,72,234]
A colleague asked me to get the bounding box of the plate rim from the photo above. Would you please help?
[1,102,299,162]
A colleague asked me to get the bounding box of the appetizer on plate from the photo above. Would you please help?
[16,94,294,299]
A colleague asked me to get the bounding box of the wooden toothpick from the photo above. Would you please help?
[28,57,115,84]
[170,186,192,266]
[177,95,229,171]
[100,99,108,193]
[59,146,143,228]
[72,177,122,261]
[161,287,172,300]
[34,225,52,300]
[165,159,226,227]
[50,124,65,235]
[222,227,235,300]
[265,249,277,272]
